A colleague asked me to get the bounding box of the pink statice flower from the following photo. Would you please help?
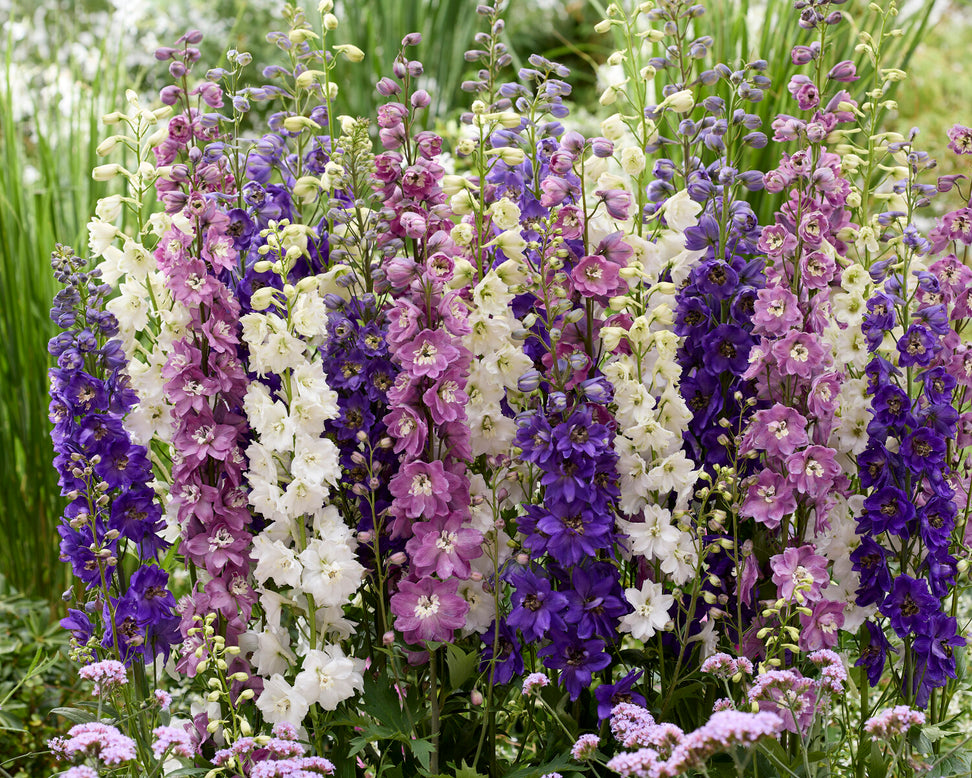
[522,672,550,695]
[571,734,600,760]
[808,649,847,695]
[747,670,815,733]
[770,544,829,603]
[152,725,196,759]
[610,702,656,746]
[78,660,127,696]
[700,653,738,679]
[154,689,172,710]
[49,722,136,765]
[666,710,785,773]
[864,706,926,740]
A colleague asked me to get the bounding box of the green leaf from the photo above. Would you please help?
[452,760,488,778]
[445,644,479,690]
[49,706,96,725]
[162,770,210,777]
[360,671,409,732]
[869,740,888,778]
[408,737,434,771]
[502,755,574,778]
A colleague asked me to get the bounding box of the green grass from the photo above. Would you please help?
[0,34,125,601]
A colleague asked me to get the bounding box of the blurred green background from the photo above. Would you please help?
[0,0,961,605]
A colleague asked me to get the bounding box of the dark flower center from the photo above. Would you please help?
[718,342,737,359]
[685,310,704,326]
[901,594,920,617]
[564,514,585,534]
[523,594,542,612]
[913,440,931,458]
[708,267,727,285]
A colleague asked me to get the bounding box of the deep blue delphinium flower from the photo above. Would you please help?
[860,486,914,537]
[48,245,179,665]
[881,575,939,639]
[594,670,647,721]
[506,569,569,642]
[480,620,525,685]
[856,621,894,687]
[538,634,612,701]
[911,612,965,706]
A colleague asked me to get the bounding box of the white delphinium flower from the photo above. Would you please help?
[291,434,340,487]
[617,505,680,561]
[256,674,310,728]
[294,646,364,710]
[620,581,675,641]
[252,536,303,590]
[458,578,497,636]
[249,627,298,677]
[297,539,365,607]
[660,190,703,232]
[660,531,700,585]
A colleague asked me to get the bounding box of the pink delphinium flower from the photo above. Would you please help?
[388,460,453,520]
[398,329,461,379]
[742,404,808,458]
[391,576,469,643]
[740,469,797,529]
[770,545,829,603]
[571,254,622,298]
[753,286,802,336]
[798,599,845,651]
[785,445,840,497]
[407,514,483,579]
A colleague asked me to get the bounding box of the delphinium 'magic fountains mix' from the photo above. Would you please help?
[40,0,972,776]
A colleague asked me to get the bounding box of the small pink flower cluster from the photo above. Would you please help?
[49,722,137,766]
[863,706,926,740]
[605,703,783,778]
[78,659,127,696]
[700,652,754,679]
[151,725,197,759]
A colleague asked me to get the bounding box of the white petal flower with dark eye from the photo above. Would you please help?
[620,581,674,641]
[294,646,364,710]
[256,674,310,727]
